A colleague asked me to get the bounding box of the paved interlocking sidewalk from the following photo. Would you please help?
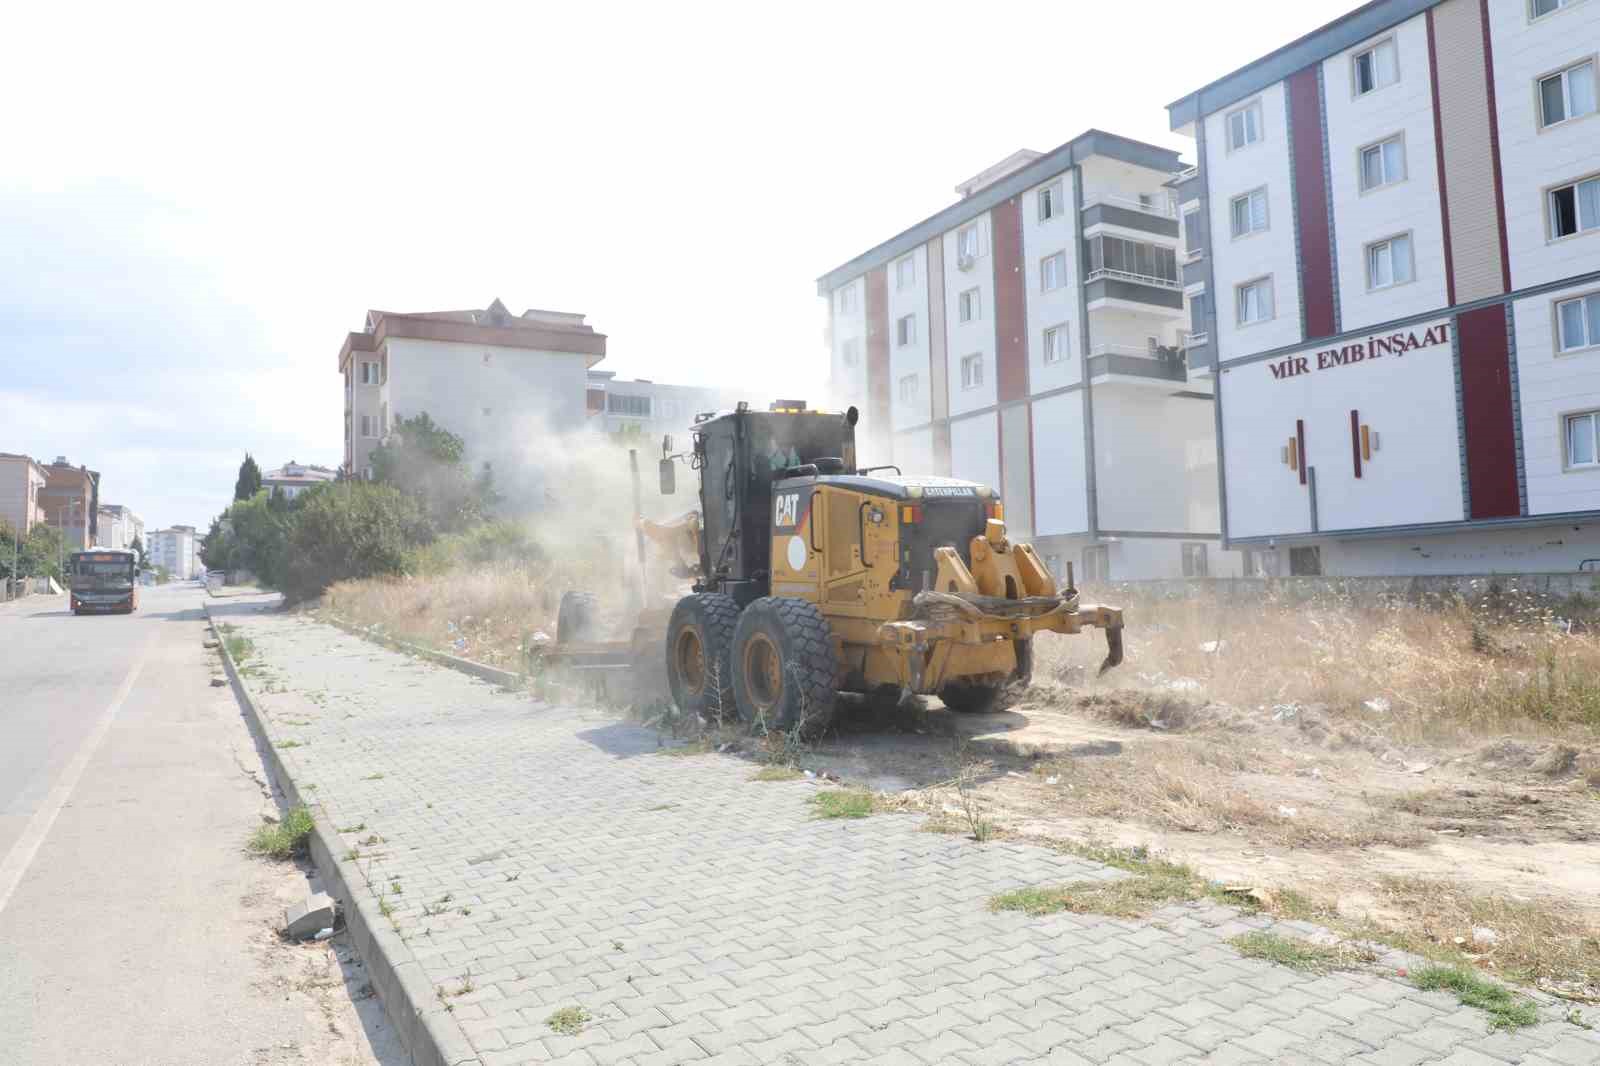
[219,602,1597,1066]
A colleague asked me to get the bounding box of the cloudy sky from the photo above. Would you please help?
[1,0,1351,532]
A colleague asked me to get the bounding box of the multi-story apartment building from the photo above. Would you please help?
[150,525,198,580]
[1168,0,1600,576]
[818,131,1236,581]
[585,371,746,442]
[263,461,337,501]
[0,453,49,535]
[39,458,99,551]
[338,299,607,498]
[96,504,144,551]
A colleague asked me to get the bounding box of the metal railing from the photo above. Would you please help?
[1176,165,1200,182]
[1084,267,1182,290]
[1182,330,1210,347]
[1082,192,1178,218]
[1088,343,1165,358]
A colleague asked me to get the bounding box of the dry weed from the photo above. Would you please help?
[1036,587,1600,743]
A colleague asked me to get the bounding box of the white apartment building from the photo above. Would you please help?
[263,461,337,501]
[1168,0,1600,576]
[339,299,606,501]
[150,525,198,580]
[96,504,144,551]
[585,372,746,442]
[818,131,1237,581]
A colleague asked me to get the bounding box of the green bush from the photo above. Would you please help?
[279,483,433,604]
[411,520,544,573]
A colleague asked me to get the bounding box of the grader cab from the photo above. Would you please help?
[650,401,1124,728]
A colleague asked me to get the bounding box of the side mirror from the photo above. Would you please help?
[661,434,673,456]
[659,459,676,495]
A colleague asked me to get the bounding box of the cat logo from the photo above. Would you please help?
[774,492,800,529]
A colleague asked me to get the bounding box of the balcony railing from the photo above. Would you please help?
[1084,267,1182,291]
[1182,330,1210,348]
[1089,343,1166,358]
[1176,165,1200,182]
[1082,192,1178,219]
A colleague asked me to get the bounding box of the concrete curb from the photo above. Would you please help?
[321,613,525,690]
[206,603,483,1066]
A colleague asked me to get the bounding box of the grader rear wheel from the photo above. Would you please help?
[729,597,837,733]
[665,593,739,721]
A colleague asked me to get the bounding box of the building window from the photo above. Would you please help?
[1081,545,1109,583]
[837,286,856,313]
[1183,207,1203,256]
[360,415,376,438]
[1365,233,1415,289]
[1359,135,1407,191]
[1236,277,1275,325]
[895,255,916,291]
[958,288,981,323]
[1038,182,1063,222]
[1353,38,1399,96]
[360,361,379,385]
[1040,251,1067,292]
[960,353,984,390]
[896,314,916,347]
[1181,543,1209,578]
[1557,292,1600,351]
[1533,0,1582,19]
[1540,60,1597,128]
[1550,174,1600,238]
[1569,410,1600,467]
[1229,187,1269,238]
[607,393,652,417]
[898,373,919,403]
[1226,100,1263,151]
[1043,324,1068,364]
[1241,548,1278,577]
[1289,546,1323,576]
[841,338,861,367]
[957,223,981,262]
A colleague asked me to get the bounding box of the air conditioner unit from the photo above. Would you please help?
[957,253,976,272]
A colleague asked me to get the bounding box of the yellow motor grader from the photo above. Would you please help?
[549,401,1123,727]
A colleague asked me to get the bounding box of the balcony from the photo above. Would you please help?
[1181,330,1216,375]
[1084,235,1184,314]
[1172,166,1203,206]
[1080,192,1179,239]
[1086,343,1188,386]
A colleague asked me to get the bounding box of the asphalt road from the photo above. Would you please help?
[0,584,401,1066]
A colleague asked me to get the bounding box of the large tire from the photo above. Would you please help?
[730,597,837,732]
[556,591,599,644]
[939,681,1006,714]
[666,593,740,721]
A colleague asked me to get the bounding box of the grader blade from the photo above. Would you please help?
[1099,623,1124,675]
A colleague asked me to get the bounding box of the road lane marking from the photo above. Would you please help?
[0,632,157,917]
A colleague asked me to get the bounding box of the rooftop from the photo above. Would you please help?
[815,129,1185,294]
[339,298,607,371]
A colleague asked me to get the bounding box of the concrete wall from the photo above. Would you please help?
[1513,280,1600,516]
[1020,169,1082,394]
[887,244,933,432]
[943,216,996,418]
[1094,389,1222,535]
[1092,567,1600,604]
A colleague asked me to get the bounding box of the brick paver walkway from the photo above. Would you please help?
[220,603,1597,1066]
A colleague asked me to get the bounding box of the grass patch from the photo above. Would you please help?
[751,766,803,782]
[1229,931,1375,974]
[658,739,713,757]
[276,739,306,749]
[545,1006,590,1035]
[1412,965,1541,1030]
[363,772,385,781]
[223,633,256,663]
[990,855,1208,919]
[247,806,313,860]
[809,789,877,819]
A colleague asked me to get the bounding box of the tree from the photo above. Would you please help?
[129,534,148,571]
[368,412,496,532]
[234,454,263,501]
[199,517,232,572]
[0,520,65,582]
[279,482,432,603]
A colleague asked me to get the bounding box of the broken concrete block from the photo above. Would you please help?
[284,892,336,940]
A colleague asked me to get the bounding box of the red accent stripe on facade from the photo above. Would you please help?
[1425,9,1457,307]
[1350,409,1363,479]
[990,198,1028,404]
[864,266,891,446]
[1478,0,1513,295]
[1457,305,1519,518]
[1296,419,1307,486]
[1287,66,1336,340]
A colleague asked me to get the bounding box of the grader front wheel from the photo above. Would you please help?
[729,597,837,732]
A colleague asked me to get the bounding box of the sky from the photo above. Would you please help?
[0,0,1355,533]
